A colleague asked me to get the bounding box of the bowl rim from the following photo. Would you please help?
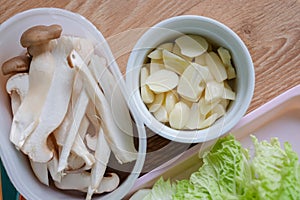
[0,7,147,200]
[126,15,255,143]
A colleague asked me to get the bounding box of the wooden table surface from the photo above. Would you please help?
[1,0,300,194]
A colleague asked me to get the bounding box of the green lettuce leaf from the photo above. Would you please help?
[143,177,176,200]
[140,135,300,200]
[185,135,252,199]
[251,136,300,200]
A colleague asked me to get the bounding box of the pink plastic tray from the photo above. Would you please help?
[126,84,300,198]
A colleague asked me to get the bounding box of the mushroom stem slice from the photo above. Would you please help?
[54,172,90,191]
[29,160,49,186]
[67,36,94,65]
[71,122,95,170]
[85,134,97,152]
[6,73,29,115]
[54,172,120,195]
[94,173,120,194]
[21,37,75,162]
[10,49,56,149]
[88,54,134,139]
[67,50,138,164]
[86,128,111,200]
[57,89,89,172]
[66,153,85,171]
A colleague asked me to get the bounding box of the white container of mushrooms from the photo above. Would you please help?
[0,8,146,200]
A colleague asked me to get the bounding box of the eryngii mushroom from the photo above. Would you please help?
[7,75,50,186]
[86,128,111,200]
[46,134,63,183]
[48,151,63,183]
[21,37,75,162]
[1,55,31,75]
[54,172,120,196]
[70,116,95,170]
[85,100,101,134]
[67,50,138,164]
[54,105,92,170]
[6,73,29,114]
[85,133,97,152]
[94,173,120,194]
[88,54,134,139]
[53,73,92,172]
[66,152,85,171]
[10,38,57,149]
[54,171,90,191]
[62,118,90,173]
[66,36,94,65]
[29,160,49,186]
[20,24,62,48]
[8,79,50,186]
[57,88,90,172]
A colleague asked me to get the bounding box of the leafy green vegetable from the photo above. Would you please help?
[143,177,176,200]
[251,136,300,200]
[138,135,300,200]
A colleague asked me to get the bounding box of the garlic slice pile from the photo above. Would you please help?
[140,34,236,130]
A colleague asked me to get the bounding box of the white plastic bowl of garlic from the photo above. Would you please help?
[0,8,146,200]
[126,15,255,143]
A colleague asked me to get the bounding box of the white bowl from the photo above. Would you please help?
[0,8,146,200]
[126,15,255,143]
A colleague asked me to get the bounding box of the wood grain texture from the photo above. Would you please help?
[1,0,300,178]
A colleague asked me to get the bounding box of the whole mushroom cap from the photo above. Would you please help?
[20,24,62,48]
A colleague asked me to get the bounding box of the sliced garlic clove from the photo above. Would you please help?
[185,103,205,129]
[141,86,155,104]
[145,69,179,93]
[175,35,208,58]
[157,42,174,52]
[211,104,226,118]
[199,97,221,116]
[162,49,190,75]
[200,65,215,83]
[181,98,193,108]
[205,81,224,102]
[177,64,208,102]
[217,47,232,66]
[169,102,191,129]
[150,61,164,75]
[195,53,206,66]
[197,113,218,129]
[226,67,236,79]
[164,91,178,114]
[140,67,154,103]
[220,99,229,109]
[205,52,227,82]
[217,47,236,79]
[153,106,168,123]
[148,49,162,59]
[148,43,174,60]
[172,43,193,61]
[223,88,236,100]
[140,66,149,86]
[148,92,165,113]
[151,58,164,64]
